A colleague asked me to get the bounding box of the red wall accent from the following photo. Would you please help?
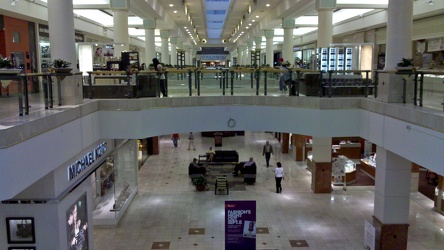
[0,30,6,57]
[0,16,32,95]
[3,16,30,62]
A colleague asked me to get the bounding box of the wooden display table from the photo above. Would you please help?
[360,159,376,179]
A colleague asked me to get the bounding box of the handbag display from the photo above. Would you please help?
[16,220,32,238]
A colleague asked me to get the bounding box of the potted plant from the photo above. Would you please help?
[50,59,72,73]
[192,175,207,191]
[396,58,414,70]
[0,56,21,75]
[0,57,14,69]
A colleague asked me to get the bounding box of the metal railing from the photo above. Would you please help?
[3,67,444,117]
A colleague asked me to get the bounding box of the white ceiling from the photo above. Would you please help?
[9,0,444,50]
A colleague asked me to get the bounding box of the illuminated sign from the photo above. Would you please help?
[67,142,107,181]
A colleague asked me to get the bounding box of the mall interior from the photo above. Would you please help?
[1,0,444,249]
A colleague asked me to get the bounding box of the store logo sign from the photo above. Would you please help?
[67,142,107,181]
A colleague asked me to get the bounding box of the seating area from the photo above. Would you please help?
[211,150,239,163]
[233,162,257,184]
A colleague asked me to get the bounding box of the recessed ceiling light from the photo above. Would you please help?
[246,27,249,29]
[252,20,255,22]
[173,10,177,13]
[256,16,259,18]
[266,4,270,7]
[169,4,174,7]
[248,23,252,26]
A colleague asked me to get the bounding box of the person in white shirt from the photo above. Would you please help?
[274,162,284,193]
[187,132,196,150]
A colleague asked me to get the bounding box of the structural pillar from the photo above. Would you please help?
[317,10,333,48]
[281,133,289,154]
[144,19,156,65]
[254,37,262,66]
[282,19,295,63]
[47,0,82,105]
[238,45,246,66]
[373,146,411,249]
[247,41,253,66]
[311,137,332,193]
[294,134,305,161]
[112,8,130,57]
[160,30,170,64]
[377,0,414,103]
[265,30,274,67]
[170,37,177,67]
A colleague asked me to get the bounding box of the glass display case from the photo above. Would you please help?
[332,155,357,187]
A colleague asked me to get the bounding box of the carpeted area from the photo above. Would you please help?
[205,165,247,191]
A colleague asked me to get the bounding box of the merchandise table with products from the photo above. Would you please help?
[360,154,376,179]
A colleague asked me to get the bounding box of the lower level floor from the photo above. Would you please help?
[93,132,444,250]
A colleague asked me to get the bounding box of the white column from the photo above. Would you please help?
[47,0,76,66]
[265,30,274,67]
[113,9,129,58]
[254,37,262,66]
[384,0,413,70]
[47,0,82,105]
[170,37,177,66]
[317,10,333,48]
[246,41,253,66]
[282,19,295,63]
[143,19,156,64]
[189,48,194,66]
[160,30,170,64]
[376,0,414,103]
[312,137,331,163]
[374,146,411,224]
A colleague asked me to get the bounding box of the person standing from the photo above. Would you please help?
[262,140,274,167]
[274,162,284,193]
[171,133,180,147]
[187,132,196,150]
[152,58,167,97]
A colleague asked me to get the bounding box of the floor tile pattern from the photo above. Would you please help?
[88,131,444,249]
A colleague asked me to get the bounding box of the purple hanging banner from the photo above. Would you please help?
[225,200,256,250]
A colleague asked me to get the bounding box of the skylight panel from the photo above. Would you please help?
[333,9,373,23]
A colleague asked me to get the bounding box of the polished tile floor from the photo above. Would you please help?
[93,132,444,250]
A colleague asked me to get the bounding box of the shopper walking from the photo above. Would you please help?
[262,140,274,167]
[188,132,196,150]
[152,58,167,97]
[274,162,284,193]
[171,133,180,147]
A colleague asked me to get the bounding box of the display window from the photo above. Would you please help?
[92,140,137,224]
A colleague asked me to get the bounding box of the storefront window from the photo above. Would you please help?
[92,140,137,224]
